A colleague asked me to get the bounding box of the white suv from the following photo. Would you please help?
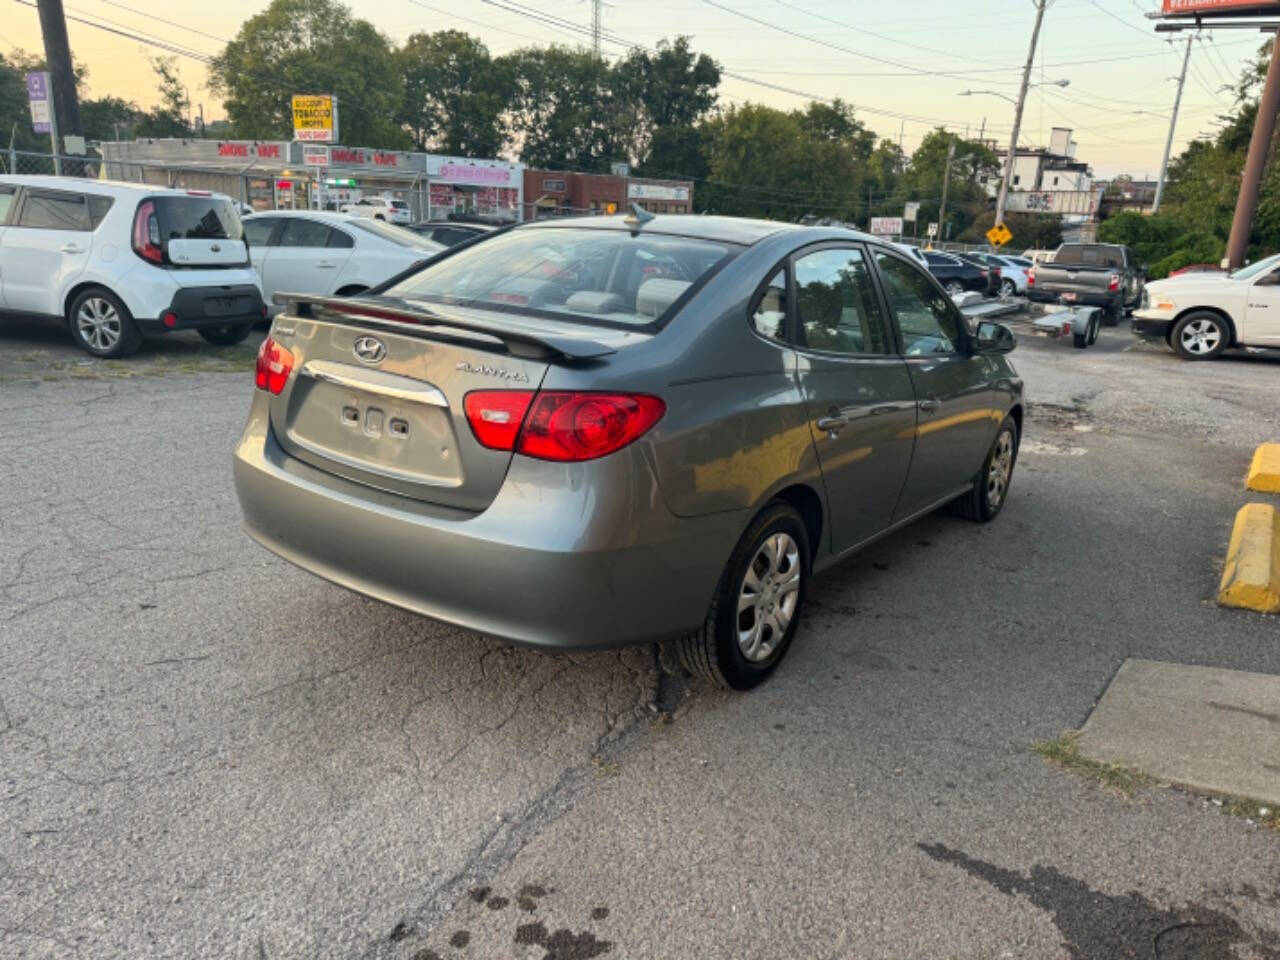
[0,176,264,358]
[340,195,412,225]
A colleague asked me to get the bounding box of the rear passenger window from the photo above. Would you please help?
[278,218,331,247]
[88,196,114,229]
[243,219,275,247]
[17,190,89,231]
[0,187,16,224]
[793,247,891,355]
[751,268,788,342]
[327,228,354,249]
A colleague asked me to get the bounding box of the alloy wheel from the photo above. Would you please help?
[987,430,1014,509]
[737,532,801,663]
[76,297,122,352]
[945,281,964,296]
[1179,318,1221,355]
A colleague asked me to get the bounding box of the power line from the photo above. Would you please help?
[12,0,214,62]
[95,0,229,44]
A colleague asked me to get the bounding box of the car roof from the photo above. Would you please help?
[0,174,229,199]
[244,209,361,223]
[415,220,494,230]
[519,213,823,247]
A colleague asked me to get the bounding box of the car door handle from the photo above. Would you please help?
[315,261,337,268]
[60,243,84,253]
[918,399,941,413]
[816,415,848,432]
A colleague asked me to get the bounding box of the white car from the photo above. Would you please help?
[0,175,264,357]
[987,253,1031,295]
[340,196,412,226]
[1134,252,1280,359]
[242,210,443,314]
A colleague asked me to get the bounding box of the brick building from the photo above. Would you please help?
[523,169,694,219]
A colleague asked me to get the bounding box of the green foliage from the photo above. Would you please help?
[961,210,1062,249]
[699,100,873,220]
[398,31,508,157]
[901,128,999,240]
[208,0,408,147]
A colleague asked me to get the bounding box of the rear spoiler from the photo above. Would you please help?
[272,293,617,362]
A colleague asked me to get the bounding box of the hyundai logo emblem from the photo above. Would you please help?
[353,336,387,364]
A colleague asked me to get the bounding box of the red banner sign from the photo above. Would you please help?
[1162,0,1280,14]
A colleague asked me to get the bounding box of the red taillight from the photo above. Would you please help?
[254,336,294,394]
[1108,273,1121,292]
[162,311,178,328]
[464,390,534,450]
[1027,268,1036,286]
[132,200,162,264]
[185,190,212,196]
[463,390,665,461]
[518,392,665,462]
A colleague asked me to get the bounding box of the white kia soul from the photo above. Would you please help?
[0,176,265,358]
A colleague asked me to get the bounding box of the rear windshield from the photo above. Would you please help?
[389,200,409,209]
[1054,244,1124,268]
[350,218,441,251]
[153,196,242,243]
[386,227,737,328]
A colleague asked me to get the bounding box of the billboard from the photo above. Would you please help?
[291,95,338,142]
[1161,0,1280,14]
[870,216,903,235]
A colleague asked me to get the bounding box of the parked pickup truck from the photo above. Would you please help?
[1026,243,1146,325]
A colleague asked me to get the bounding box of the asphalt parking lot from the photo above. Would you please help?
[3,314,1280,959]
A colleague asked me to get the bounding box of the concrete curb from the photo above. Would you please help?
[1218,503,1280,614]
[1246,443,1280,493]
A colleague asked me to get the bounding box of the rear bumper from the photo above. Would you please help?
[232,396,745,650]
[138,283,264,333]
[1027,289,1115,307]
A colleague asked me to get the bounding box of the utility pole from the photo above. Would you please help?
[995,0,1047,229]
[938,138,957,246]
[591,0,603,56]
[1227,27,1280,269]
[1152,35,1192,214]
[36,0,81,156]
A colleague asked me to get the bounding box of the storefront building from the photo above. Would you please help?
[99,139,523,223]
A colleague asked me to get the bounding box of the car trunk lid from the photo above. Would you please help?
[265,294,639,512]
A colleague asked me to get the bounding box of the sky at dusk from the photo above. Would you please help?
[3,0,1268,178]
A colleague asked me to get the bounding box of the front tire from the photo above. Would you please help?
[198,324,253,346]
[677,502,810,690]
[1073,331,1087,349]
[951,416,1019,523]
[68,288,141,358]
[1103,299,1122,326]
[1171,311,1228,360]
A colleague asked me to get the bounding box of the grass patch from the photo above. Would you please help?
[590,754,620,778]
[1220,796,1280,832]
[1032,731,1154,797]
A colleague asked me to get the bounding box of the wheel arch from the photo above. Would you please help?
[335,283,370,297]
[766,483,825,561]
[1007,403,1023,441]
[63,281,127,323]
[1171,305,1237,346]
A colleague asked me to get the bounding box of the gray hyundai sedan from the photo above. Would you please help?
[234,213,1022,689]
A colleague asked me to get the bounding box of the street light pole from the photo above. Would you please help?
[995,0,1048,229]
[1152,35,1192,214]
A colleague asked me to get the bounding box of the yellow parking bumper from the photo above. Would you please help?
[1246,444,1280,493]
[1218,503,1280,614]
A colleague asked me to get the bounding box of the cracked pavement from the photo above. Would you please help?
[3,321,1280,959]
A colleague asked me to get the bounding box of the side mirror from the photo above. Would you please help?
[975,321,1016,354]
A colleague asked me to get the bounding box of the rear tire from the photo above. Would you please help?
[1001,279,1016,297]
[951,416,1019,523]
[1073,331,1087,349]
[198,324,252,346]
[677,501,810,691]
[68,287,141,359]
[1102,299,1122,326]
[1088,315,1100,345]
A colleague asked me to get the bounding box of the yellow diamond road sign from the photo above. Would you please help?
[987,222,1013,247]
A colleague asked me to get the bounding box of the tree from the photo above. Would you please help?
[961,210,1062,250]
[503,45,621,171]
[398,31,509,156]
[209,0,407,147]
[136,57,189,138]
[902,129,998,239]
[699,102,865,220]
[81,96,145,142]
[616,37,720,174]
